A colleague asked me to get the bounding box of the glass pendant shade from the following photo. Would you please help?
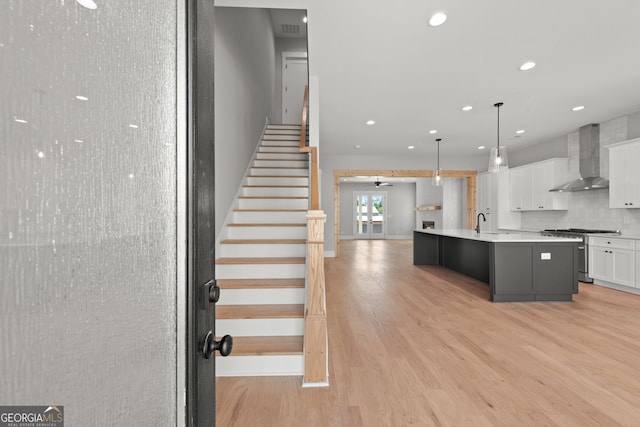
[488,145,508,173]
[432,168,443,187]
[488,102,508,173]
[432,138,443,186]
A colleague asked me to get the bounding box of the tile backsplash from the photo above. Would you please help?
[521,114,640,235]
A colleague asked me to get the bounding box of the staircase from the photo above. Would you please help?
[215,124,309,376]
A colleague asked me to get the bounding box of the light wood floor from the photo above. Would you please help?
[216,240,640,426]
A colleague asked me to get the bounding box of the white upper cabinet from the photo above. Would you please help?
[508,158,569,211]
[608,138,640,209]
[477,172,497,212]
[477,171,521,232]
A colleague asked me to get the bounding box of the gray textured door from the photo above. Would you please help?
[1,1,180,425]
[186,1,226,425]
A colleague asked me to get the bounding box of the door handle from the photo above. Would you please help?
[202,330,233,358]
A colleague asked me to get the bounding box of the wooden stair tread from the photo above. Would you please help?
[217,278,305,289]
[220,336,303,356]
[228,223,306,227]
[239,196,308,199]
[222,239,305,245]
[233,209,307,212]
[251,166,308,169]
[258,151,307,155]
[216,257,305,265]
[246,175,308,178]
[259,145,302,148]
[243,185,308,188]
[217,304,304,319]
[255,158,308,161]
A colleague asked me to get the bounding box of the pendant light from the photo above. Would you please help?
[432,138,443,187]
[488,102,508,173]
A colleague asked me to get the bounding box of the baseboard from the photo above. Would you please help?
[338,235,412,240]
[590,280,640,295]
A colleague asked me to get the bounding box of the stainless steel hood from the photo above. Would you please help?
[549,123,609,192]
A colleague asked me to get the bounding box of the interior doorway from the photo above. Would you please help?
[353,192,387,239]
[282,51,308,123]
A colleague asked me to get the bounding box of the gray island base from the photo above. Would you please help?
[413,229,581,302]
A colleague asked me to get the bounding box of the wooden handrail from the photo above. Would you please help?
[298,85,319,210]
[299,85,309,149]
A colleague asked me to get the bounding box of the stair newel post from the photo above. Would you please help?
[303,209,328,385]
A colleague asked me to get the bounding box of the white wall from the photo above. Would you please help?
[442,178,465,229]
[415,178,443,229]
[214,7,277,236]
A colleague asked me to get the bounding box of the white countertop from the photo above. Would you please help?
[415,228,583,243]
[588,233,640,241]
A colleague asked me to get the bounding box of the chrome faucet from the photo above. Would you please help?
[475,212,486,234]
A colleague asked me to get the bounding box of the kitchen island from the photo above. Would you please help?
[414,229,581,302]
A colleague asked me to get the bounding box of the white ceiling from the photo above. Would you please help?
[224,0,640,160]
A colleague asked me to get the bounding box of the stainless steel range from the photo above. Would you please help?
[540,228,620,283]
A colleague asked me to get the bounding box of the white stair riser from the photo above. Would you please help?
[216,355,303,377]
[256,152,307,160]
[216,318,304,337]
[215,263,305,279]
[258,146,302,153]
[246,176,308,186]
[228,226,307,239]
[218,288,305,305]
[220,243,306,258]
[264,129,300,135]
[260,139,299,146]
[250,168,309,176]
[239,198,308,210]
[253,160,308,168]
[262,140,299,145]
[267,125,300,129]
[233,211,306,223]
[243,187,308,197]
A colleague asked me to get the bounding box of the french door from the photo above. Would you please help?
[353,192,387,239]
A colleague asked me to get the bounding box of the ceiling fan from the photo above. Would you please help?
[373,178,393,188]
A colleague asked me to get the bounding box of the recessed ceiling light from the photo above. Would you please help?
[129,124,139,128]
[429,130,437,134]
[478,146,485,150]
[366,120,375,125]
[303,16,308,23]
[516,130,525,134]
[519,61,536,71]
[128,173,135,179]
[14,118,28,123]
[462,105,473,111]
[76,0,97,9]
[75,95,88,101]
[429,12,447,27]
[37,151,44,158]
[74,139,83,143]
[408,146,415,150]
[572,105,585,111]
[354,145,361,149]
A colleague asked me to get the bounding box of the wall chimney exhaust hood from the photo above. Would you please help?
[549,123,609,192]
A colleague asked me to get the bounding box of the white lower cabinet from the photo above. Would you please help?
[636,245,640,289]
[589,237,636,288]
